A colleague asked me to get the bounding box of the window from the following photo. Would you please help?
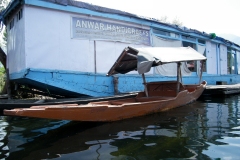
[182,41,197,72]
[9,19,14,30]
[152,28,179,39]
[152,28,170,36]
[201,49,207,72]
[182,35,196,42]
[198,39,205,44]
[16,9,23,21]
[227,48,236,74]
[170,32,180,38]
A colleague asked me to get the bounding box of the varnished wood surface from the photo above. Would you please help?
[4,81,207,121]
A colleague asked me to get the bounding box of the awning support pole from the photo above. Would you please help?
[180,63,183,84]
[142,73,149,97]
[199,60,204,84]
[176,62,181,93]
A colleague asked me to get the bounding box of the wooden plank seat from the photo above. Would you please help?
[135,96,174,102]
[109,96,174,105]
[138,81,185,97]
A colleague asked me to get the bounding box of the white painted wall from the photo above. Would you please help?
[206,41,217,74]
[236,51,240,74]
[219,44,227,75]
[95,40,148,74]
[24,6,95,72]
[7,8,26,74]
[11,4,234,77]
[22,6,150,74]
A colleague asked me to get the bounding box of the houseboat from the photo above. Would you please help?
[0,0,240,97]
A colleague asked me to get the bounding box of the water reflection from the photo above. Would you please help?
[202,95,240,160]
[0,119,9,158]
[0,95,239,159]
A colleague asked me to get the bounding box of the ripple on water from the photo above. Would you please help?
[0,119,9,159]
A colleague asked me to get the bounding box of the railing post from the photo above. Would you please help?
[142,73,149,97]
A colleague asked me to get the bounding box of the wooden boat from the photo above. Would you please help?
[4,46,207,121]
[0,93,137,114]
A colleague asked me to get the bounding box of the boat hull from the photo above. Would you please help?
[4,81,206,121]
[10,68,240,97]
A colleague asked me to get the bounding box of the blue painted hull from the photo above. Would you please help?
[10,68,240,97]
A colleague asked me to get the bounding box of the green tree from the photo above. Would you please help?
[0,0,9,94]
[0,29,7,48]
[0,61,5,92]
[1,0,10,49]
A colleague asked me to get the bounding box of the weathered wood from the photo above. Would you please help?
[146,81,184,97]
[199,60,204,84]
[0,93,137,114]
[176,62,181,93]
[142,73,149,97]
[113,76,119,95]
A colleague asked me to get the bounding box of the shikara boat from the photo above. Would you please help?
[4,46,207,121]
[0,93,137,114]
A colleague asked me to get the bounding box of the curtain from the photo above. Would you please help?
[196,44,206,76]
[237,51,240,74]
[152,36,191,76]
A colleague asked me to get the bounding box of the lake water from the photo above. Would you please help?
[0,95,240,160]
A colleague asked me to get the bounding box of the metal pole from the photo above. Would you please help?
[176,62,181,93]
[180,63,182,84]
[141,73,149,97]
[199,60,204,84]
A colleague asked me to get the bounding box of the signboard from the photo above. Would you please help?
[72,17,150,45]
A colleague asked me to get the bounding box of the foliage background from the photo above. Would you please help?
[0,0,10,93]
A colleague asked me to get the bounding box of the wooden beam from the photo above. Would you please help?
[142,73,149,97]
[127,53,137,58]
[199,60,204,84]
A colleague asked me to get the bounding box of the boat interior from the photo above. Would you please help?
[88,81,204,106]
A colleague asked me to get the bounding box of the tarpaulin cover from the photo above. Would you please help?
[107,46,207,75]
[151,36,191,76]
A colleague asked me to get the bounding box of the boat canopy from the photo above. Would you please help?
[107,46,207,75]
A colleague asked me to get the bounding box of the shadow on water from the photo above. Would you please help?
[0,95,239,160]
